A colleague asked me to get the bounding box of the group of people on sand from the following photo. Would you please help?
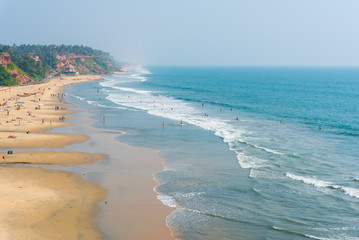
[55,106,66,110]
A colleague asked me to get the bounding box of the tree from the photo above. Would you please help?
[0,65,17,86]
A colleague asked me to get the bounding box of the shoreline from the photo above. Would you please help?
[55,108,175,240]
[0,73,176,239]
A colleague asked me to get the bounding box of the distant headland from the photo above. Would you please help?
[0,44,122,86]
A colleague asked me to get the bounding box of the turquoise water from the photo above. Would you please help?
[66,67,359,240]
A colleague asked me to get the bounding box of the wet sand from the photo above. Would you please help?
[56,110,175,240]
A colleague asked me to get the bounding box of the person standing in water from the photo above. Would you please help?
[103,117,106,126]
[162,121,165,128]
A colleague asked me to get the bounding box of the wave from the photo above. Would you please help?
[129,73,148,82]
[272,226,322,239]
[286,173,359,199]
[111,87,153,95]
[286,173,331,188]
[236,153,267,169]
[249,169,284,180]
[70,95,86,101]
[134,66,152,75]
[234,139,284,155]
[157,194,177,208]
[157,194,259,226]
[102,77,289,170]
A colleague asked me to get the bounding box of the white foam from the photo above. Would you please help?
[157,194,177,208]
[303,234,331,240]
[71,95,86,101]
[286,173,359,199]
[336,186,359,199]
[249,169,284,179]
[112,87,152,95]
[254,145,284,155]
[129,74,148,82]
[236,153,267,169]
[286,173,331,188]
[134,66,152,75]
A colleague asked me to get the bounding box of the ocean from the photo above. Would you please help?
[66,66,359,240]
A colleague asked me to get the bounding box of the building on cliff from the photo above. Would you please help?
[30,55,40,61]
[56,55,66,60]
[64,64,76,74]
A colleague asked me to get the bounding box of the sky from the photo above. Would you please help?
[0,0,359,66]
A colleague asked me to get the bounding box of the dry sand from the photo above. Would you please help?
[0,151,106,165]
[0,75,108,240]
[0,167,106,240]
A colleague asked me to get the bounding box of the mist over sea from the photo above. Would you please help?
[66,66,359,240]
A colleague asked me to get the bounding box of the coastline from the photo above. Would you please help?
[55,107,175,240]
[0,74,175,239]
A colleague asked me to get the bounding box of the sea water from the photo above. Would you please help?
[66,66,359,240]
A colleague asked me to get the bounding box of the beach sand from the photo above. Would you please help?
[55,109,175,240]
[0,167,106,240]
[0,74,175,239]
[0,151,106,165]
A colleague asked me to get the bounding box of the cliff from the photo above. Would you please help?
[0,53,34,85]
[8,68,34,84]
[0,53,12,67]
[57,55,119,75]
[0,44,122,86]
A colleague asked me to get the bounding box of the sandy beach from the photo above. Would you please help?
[0,167,106,240]
[0,74,175,240]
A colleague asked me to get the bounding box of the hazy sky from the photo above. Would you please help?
[1,0,358,66]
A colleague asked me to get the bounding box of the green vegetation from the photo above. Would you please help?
[7,62,16,70]
[0,44,120,86]
[0,65,17,86]
[13,54,48,79]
